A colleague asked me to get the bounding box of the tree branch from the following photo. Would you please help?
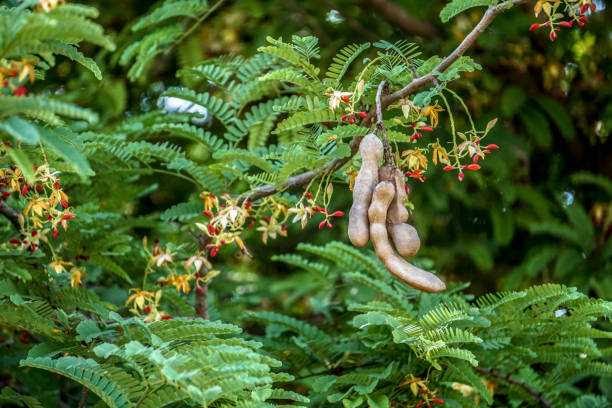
[475,367,553,408]
[362,0,439,38]
[0,200,21,231]
[240,0,527,203]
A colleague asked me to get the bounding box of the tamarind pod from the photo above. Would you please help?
[348,133,383,247]
[388,168,409,224]
[368,182,446,293]
[389,223,421,258]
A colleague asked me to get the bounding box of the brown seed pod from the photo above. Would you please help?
[386,168,420,258]
[348,133,383,247]
[368,181,445,292]
[389,223,420,258]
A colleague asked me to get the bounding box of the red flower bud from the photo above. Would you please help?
[580,3,590,14]
[485,143,499,151]
[312,206,325,213]
[244,200,252,210]
[203,210,213,218]
[558,20,573,28]
[143,306,151,314]
[410,132,422,142]
[318,220,327,230]
[53,181,61,190]
[549,30,557,42]
[1,191,10,199]
[432,397,445,405]
[60,199,69,209]
[578,15,588,26]
[466,163,481,171]
[331,210,344,217]
[305,191,313,200]
[61,212,75,221]
[358,111,367,119]
[443,165,455,172]
[419,126,433,132]
[529,23,541,32]
[20,184,29,196]
[472,155,480,163]
[9,238,21,245]
[341,95,350,103]
[12,86,27,97]
[209,245,220,257]
[457,172,465,182]
[31,230,37,237]
[161,314,172,320]
[348,116,356,124]
[52,228,59,239]
[207,224,217,235]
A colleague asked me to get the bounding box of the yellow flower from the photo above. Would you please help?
[49,259,72,274]
[431,142,450,165]
[126,289,155,311]
[288,203,314,229]
[163,274,193,294]
[37,0,65,12]
[256,217,287,244]
[327,90,352,111]
[200,191,218,212]
[402,149,428,171]
[23,198,49,218]
[421,104,444,128]
[70,267,85,288]
[533,0,560,17]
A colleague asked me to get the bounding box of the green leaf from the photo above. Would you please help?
[440,0,493,23]
[7,147,36,183]
[39,128,94,179]
[0,116,40,144]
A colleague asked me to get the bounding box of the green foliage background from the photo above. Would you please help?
[0,0,610,407]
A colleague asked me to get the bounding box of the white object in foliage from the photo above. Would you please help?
[157,96,209,125]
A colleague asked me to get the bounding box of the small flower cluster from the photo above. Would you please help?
[327,89,368,124]
[126,239,220,322]
[48,258,86,288]
[402,375,445,408]
[0,59,35,97]
[1,165,75,251]
[37,0,65,13]
[395,97,500,183]
[196,192,251,256]
[530,0,597,41]
[442,141,499,182]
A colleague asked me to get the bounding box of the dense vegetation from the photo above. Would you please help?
[0,0,609,407]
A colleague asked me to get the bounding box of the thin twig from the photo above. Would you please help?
[164,0,229,56]
[363,0,439,38]
[239,0,527,203]
[0,200,21,231]
[476,367,553,408]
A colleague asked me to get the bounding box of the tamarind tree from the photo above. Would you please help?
[0,0,609,407]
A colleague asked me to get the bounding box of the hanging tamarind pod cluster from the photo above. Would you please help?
[347,82,446,293]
